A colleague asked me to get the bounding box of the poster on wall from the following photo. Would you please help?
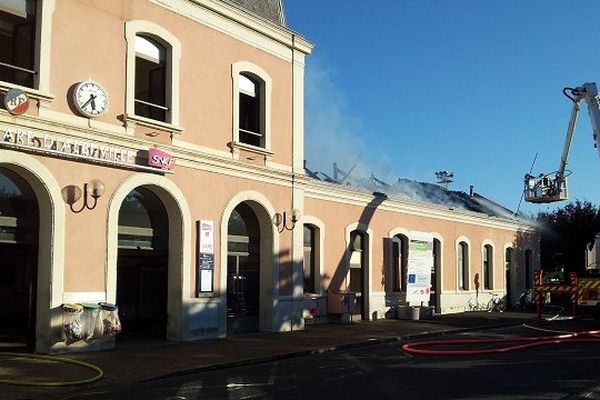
[197,220,214,293]
[406,231,434,306]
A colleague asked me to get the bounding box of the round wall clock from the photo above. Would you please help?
[73,80,109,117]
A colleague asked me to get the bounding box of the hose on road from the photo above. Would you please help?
[401,329,600,356]
[0,352,104,387]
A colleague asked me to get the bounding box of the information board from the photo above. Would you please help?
[406,231,434,305]
[197,220,214,293]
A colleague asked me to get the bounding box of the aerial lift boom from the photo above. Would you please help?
[525,83,600,203]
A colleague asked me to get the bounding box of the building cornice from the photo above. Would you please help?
[150,0,313,60]
[0,114,295,188]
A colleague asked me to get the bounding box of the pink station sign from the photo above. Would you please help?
[148,148,175,170]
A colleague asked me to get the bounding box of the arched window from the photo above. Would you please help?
[238,73,265,147]
[118,187,168,250]
[457,241,469,290]
[392,234,409,292]
[135,35,167,122]
[231,62,272,152]
[505,248,514,270]
[125,21,181,129]
[303,224,317,293]
[483,244,494,290]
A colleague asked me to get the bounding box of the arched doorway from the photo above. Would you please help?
[431,238,441,313]
[505,247,515,308]
[349,230,368,320]
[0,167,39,349]
[227,202,260,334]
[117,187,169,339]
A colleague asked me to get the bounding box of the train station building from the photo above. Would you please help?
[0,0,538,353]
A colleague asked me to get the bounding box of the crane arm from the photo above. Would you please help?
[524,82,600,204]
[557,95,580,180]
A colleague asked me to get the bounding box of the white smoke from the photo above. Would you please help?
[302,60,516,218]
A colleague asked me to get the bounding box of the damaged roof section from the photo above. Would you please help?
[225,0,286,26]
[304,162,516,219]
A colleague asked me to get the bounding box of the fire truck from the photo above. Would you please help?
[525,83,600,317]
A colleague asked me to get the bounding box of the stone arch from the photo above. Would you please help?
[220,190,277,333]
[456,235,472,291]
[106,173,191,340]
[345,222,373,320]
[0,149,65,352]
[302,215,325,294]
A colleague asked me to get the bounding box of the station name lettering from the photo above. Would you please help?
[1,126,136,164]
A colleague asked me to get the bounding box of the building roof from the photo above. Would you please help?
[225,0,286,26]
[304,164,517,220]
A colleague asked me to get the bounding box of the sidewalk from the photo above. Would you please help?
[1,312,545,400]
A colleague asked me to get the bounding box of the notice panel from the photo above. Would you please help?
[197,220,214,293]
[406,231,433,306]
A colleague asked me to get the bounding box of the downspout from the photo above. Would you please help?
[290,33,297,329]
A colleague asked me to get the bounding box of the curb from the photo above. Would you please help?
[145,320,524,382]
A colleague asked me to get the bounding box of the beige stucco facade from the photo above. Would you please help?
[0,0,537,354]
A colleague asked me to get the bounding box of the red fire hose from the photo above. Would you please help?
[402,330,600,356]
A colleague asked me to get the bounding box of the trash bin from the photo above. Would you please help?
[80,302,101,340]
[62,303,84,343]
[98,302,122,335]
[410,306,420,321]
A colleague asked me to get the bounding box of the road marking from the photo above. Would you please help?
[342,353,373,372]
[268,361,278,385]
[227,382,269,388]
[227,362,278,390]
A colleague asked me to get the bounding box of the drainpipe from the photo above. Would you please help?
[291,33,298,329]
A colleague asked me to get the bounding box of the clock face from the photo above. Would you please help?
[74,80,108,117]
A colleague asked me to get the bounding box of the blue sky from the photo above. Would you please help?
[285,1,600,216]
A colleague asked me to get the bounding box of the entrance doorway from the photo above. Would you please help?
[117,187,168,339]
[431,238,441,313]
[0,168,39,349]
[505,247,514,309]
[227,203,260,334]
[349,230,367,319]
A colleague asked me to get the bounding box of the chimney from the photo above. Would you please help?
[469,185,474,197]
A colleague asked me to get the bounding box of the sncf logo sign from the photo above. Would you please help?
[148,148,175,170]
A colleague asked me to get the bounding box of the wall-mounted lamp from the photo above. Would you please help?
[273,208,301,232]
[61,179,105,213]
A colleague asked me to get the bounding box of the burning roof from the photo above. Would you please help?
[304,162,516,219]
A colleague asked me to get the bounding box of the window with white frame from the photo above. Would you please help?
[0,0,36,87]
[458,241,469,290]
[483,244,493,290]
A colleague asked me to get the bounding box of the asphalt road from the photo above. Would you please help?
[48,324,600,400]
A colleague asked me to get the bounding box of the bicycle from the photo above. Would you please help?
[467,296,488,311]
[487,293,506,313]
